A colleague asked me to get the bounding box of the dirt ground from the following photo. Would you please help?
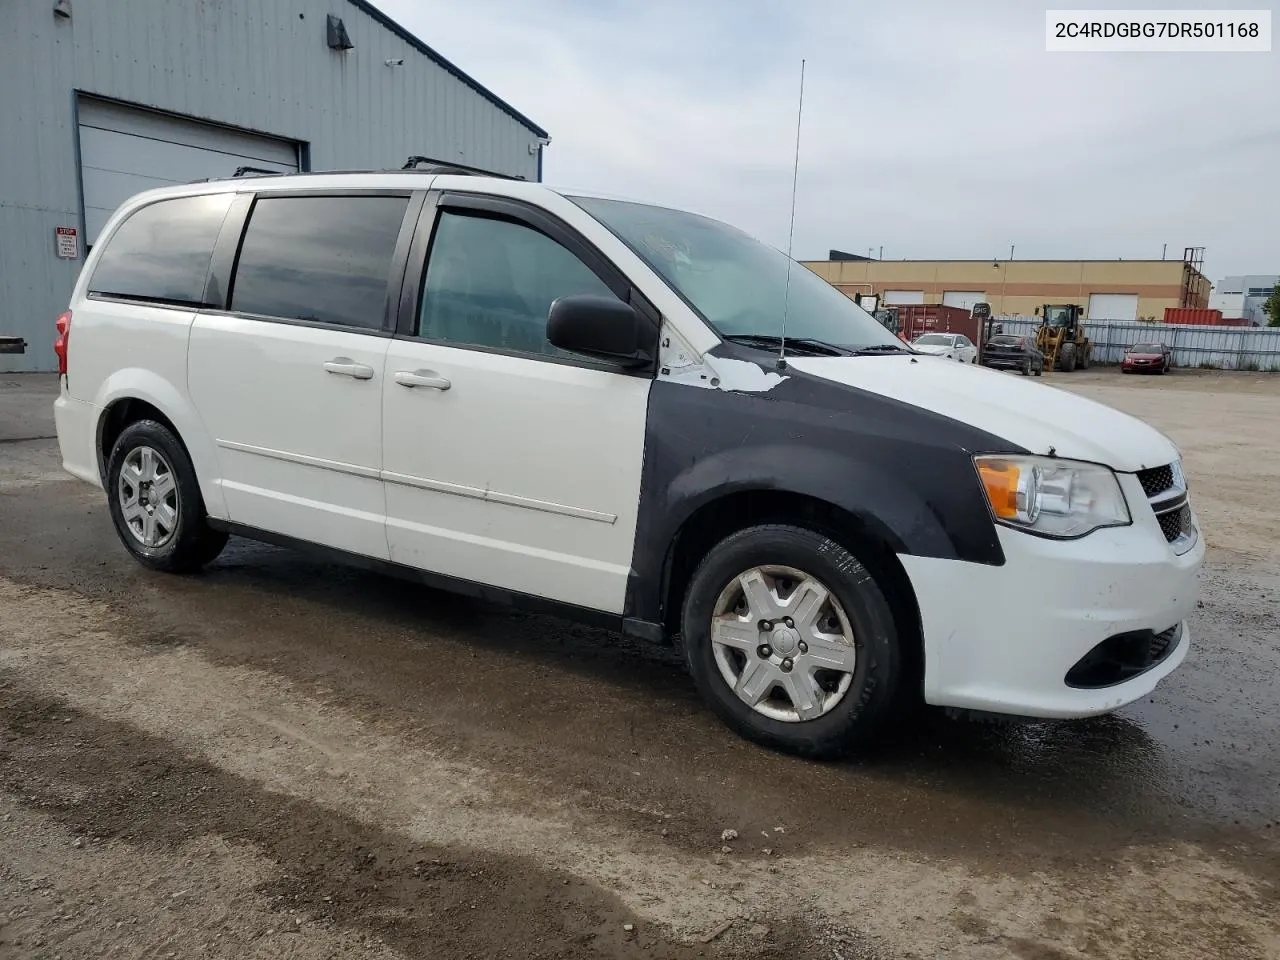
[1,368,1278,960]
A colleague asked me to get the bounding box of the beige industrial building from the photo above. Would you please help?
[801,256,1211,322]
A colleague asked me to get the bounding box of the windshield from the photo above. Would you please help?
[1130,343,1162,353]
[1044,306,1074,325]
[570,197,906,351]
[913,334,953,346]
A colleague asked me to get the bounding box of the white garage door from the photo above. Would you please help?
[883,290,925,305]
[78,97,299,244]
[942,291,986,311]
[1086,293,1139,321]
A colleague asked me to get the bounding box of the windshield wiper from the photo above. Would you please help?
[851,344,914,356]
[721,334,850,357]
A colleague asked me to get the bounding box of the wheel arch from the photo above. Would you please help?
[656,487,925,700]
[93,370,227,519]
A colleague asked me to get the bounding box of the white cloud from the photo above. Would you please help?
[379,0,1279,279]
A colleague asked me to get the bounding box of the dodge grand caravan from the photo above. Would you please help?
[53,168,1203,756]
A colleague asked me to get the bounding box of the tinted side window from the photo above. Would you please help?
[231,195,409,329]
[418,210,615,357]
[88,194,233,305]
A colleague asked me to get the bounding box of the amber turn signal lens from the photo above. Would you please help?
[978,460,1020,519]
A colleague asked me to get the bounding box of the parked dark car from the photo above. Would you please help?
[981,334,1044,376]
[1121,342,1172,374]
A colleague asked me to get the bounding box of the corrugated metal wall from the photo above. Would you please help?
[1,0,544,372]
[993,318,1280,371]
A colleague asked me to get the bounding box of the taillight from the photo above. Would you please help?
[54,310,71,376]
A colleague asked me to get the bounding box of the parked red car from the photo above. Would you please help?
[1121,342,1172,375]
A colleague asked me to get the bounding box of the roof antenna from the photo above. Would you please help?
[778,58,807,371]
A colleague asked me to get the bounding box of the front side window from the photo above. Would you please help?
[417,209,616,357]
[231,195,409,329]
[89,194,233,306]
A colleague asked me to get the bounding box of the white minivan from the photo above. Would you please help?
[53,167,1203,756]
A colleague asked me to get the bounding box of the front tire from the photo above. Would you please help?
[1059,343,1077,372]
[106,420,228,573]
[681,525,901,758]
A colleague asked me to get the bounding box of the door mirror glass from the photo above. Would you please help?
[547,294,653,367]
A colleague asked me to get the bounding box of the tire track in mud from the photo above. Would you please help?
[0,683,832,960]
[2,578,1278,960]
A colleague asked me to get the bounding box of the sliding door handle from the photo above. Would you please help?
[393,370,451,390]
[323,358,375,380]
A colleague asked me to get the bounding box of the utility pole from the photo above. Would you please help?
[1009,244,1015,261]
[879,245,883,260]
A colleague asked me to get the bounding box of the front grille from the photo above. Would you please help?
[1157,504,1190,543]
[1065,624,1183,689]
[1137,464,1174,498]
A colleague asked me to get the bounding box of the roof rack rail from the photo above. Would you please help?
[232,166,284,178]
[401,156,524,180]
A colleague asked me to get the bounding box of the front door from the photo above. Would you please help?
[188,192,416,559]
[382,197,652,613]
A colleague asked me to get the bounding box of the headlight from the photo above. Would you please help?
[975,455,1130,539]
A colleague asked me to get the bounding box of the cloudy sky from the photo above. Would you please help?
[381,0,1278,282]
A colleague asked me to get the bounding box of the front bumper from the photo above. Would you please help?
[900,474,1202,718]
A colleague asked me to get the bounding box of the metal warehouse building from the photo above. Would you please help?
[1,0,548,372]
[802,252,1211,322]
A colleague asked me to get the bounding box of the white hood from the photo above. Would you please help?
[787,355,1178,472]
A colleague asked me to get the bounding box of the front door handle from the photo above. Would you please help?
[324,358,375,380]
[393,369,451,391]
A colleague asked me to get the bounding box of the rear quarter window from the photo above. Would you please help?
[88,194,234,306]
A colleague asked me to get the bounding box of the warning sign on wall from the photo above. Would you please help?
[55,226,79,259]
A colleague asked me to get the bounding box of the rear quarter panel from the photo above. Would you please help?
[70,298,226,518]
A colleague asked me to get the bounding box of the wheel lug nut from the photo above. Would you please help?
[781,658,793,672]
[798,642,808,654]
[784,617,794,628]
[760,620,773,632]
[757,645,772,659]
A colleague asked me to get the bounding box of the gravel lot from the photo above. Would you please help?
[2,368,1277,960]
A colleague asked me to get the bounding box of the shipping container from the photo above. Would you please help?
[1164,307,1223,325]
[895,305,986,348]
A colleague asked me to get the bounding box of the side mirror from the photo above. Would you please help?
[547,294,654,368]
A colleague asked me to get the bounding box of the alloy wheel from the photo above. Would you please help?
[117,445,180,548]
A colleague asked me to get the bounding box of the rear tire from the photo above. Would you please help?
[1034,361,1044,377]
[106,420,228,573]
[1020,358,1031,376]
[681,525,901,758]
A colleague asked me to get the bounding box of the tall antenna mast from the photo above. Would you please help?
[778,58,806,369]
